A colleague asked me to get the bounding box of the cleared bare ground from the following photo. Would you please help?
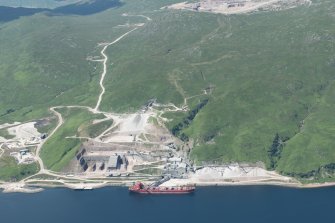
[164,0,311,15]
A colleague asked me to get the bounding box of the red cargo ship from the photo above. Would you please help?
[129,182,195,194]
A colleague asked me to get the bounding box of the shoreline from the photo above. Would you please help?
[2,179,335,194]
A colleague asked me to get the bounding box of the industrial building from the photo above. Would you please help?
[107,155,122,170]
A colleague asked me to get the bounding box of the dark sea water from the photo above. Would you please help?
[0,0,122,22]
[0,186,334,223]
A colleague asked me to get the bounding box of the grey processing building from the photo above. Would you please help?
[107,155,122,170]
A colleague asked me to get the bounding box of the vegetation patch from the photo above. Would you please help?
[0,128,15,139]
[268,134,287,170]
[169,99,209,141]
[0,156,39,181]
[34,117,58,135]
[282,163,335,183]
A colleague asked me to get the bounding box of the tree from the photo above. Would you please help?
[268,133,283,169]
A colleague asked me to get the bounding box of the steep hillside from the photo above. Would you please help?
[0,0,335,181]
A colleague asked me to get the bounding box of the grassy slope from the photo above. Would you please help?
[277,83,335,174]
[0,5,134,123]
[40,108,103,171]
[0,0,335,179]
[79,119,113,138]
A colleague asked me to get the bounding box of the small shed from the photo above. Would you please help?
[19,149,29,155]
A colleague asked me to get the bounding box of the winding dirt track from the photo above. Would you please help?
[0,147,4,159]
[20,14,152,184]
[94,27,138,112]
[34,107,63,173]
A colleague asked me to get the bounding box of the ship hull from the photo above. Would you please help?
[129,190,194,194]
[129,182,195,194]
[129,188,195,194]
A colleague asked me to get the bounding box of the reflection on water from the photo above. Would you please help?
[0,0,123,22]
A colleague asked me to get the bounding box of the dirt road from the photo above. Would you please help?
[94,28,139,112]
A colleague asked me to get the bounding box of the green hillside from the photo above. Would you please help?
[40,108,104,171]
[1,0,335,181]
